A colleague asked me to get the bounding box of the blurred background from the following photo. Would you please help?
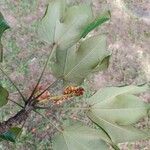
[0,0,149,149]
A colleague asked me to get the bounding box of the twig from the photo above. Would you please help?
[34,106,52,109]
[0,67,26,103]
[0,105,34,134]
[9,98,24,108]
[27,44,57,103]
[31,78,60,102]
[34,110,62,132]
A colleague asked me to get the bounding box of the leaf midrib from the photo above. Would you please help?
[64,39,104,79]
[57,15,89,78]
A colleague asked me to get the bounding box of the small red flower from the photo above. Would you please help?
[63,86,85,96]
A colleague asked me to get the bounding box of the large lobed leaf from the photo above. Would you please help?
[0,85,9,107]
[89,94,149,126]
[52,123,114,150]
[0,12,10,62]
[87,111,149,144]
[38,0,93,50]
[38,0,111,85]
[51,34,110,85]
[87,85,150,143]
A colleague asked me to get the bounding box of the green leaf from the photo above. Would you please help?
[88,85,149,105]
[92,54,111,73]
[0,12,10,62]
[87,111,150,144]
[0,127,22,143]
[89,94,149,125]
[52,123,112,150]
[38,0,93,50]
[38,0,66,45]
[0,85,9,108]
[81,10,111,38]
[38,1,111,85]
[51,34,110,85]
[87,85,150,143]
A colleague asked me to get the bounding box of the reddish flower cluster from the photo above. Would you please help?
[33,85,84,105]
[63,86,85,96]
[53,86,84,105]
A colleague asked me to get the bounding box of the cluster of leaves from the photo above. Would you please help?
[38,0,150,149]
[0,0,150,149]
[38,0,111,85]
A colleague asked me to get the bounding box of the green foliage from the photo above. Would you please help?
[38,0,93,50]
[87,85,150,143]
[0,127,22,143]
[38,0,111,85]
[88,111,149,143]
[0,12,10,62]
[81,10,111,38]
[51,35,110,85]
[87,85,149,104]
[51,85,150,149]
[0,85,9,107]
[88,94,149,126]
[52,123,112,150]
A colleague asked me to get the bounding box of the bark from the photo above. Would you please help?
[0,104,34,134]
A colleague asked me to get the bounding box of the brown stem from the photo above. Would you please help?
[9,98,24,108]
[0,103,34,135]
